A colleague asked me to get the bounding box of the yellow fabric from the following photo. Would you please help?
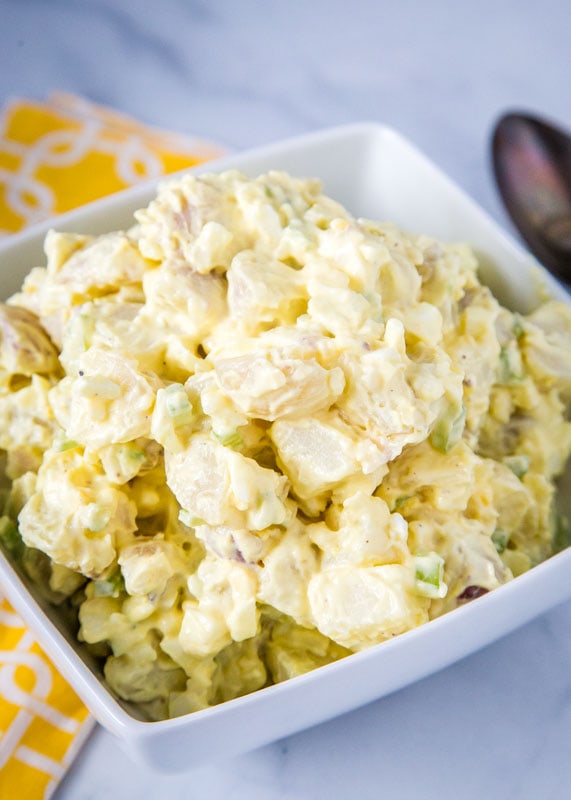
[0,597,93,800]
[0,92,222,233]
[0,93,221,797]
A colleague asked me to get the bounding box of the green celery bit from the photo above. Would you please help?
[214,430,243,449]
[497,346,524,384]
[0,516,24,557]
[414,553,447,599]
[502,454,530,479]
[85,504,110,532]
[66,312,94,352]
[393,495,414,511]
[512,314,525,338]
[93,567,124,597]
[55,437,79,453]
[492,527,508,554]
[2,493,15,519]
[179,509,205,528]
[165,388,191,415]
[430,402,466,454]
[164,385,194,427]
[123,445,145,462]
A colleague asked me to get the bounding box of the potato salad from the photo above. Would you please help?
[1,170,570,720]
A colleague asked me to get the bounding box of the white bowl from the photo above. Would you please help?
[1,123,570,773]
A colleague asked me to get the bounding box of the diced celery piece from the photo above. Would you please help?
[164,384,194,426]
[84,503,110,532]
[178,509,205,528]
[66,312,94,352]
[93,567,124,597]
[492,528,508,554]
[54,436,79,452]
[512,314,525,339]
[2,493,14,519]
[123,445,145,462]
[393,494,414,511]
[414,552,447,599]
[430,402,466,454]
[502,454,530,479]
[0,515,23,557]
[213,430,243,449]
[497,346,524,384]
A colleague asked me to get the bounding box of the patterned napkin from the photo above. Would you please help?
[0,92,222,798]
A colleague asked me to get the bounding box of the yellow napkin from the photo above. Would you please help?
[0,92,222,797]
[0,92,222,233]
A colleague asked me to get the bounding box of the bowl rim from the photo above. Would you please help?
[3,532,571,740]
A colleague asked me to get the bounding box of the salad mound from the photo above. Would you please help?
[1,170,570,720]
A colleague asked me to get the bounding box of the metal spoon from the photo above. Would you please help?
[491,111,571,285]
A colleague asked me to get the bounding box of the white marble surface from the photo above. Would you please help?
[1,0,571,797]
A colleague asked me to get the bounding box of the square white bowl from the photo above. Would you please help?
[1,122,570,773]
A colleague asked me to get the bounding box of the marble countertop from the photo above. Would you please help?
[1,1,571,797]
